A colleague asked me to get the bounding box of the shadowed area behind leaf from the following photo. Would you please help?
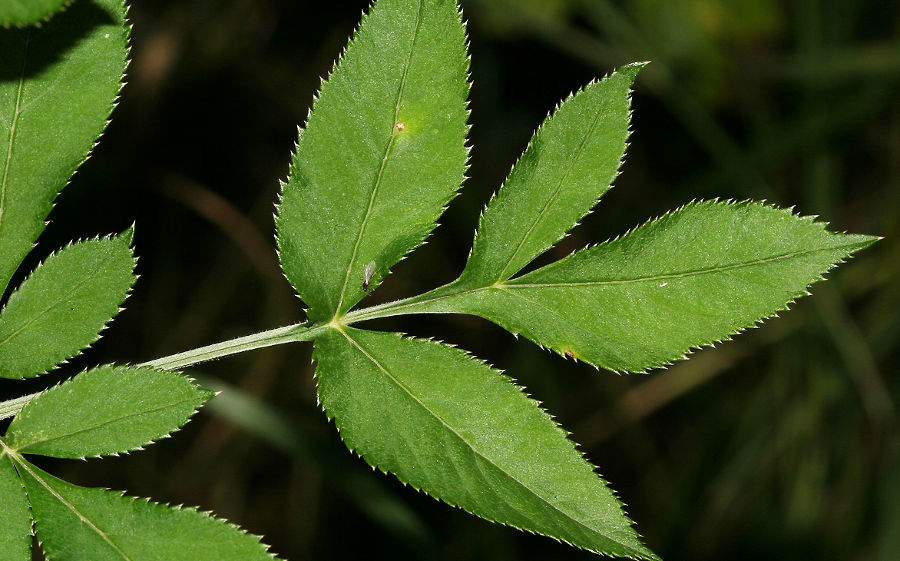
[0,0,115,82]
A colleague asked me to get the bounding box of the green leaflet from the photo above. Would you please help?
[314,327,658,560]
[16,460,280,561]
[0,447,31,561]
[459,63,641,286]
[276,0,469,322]
[415,200,878,372]
[0,0,128,295]
[0,0,70,27]
[197,374,433,544]
[0,231,137,379]
[6,365,214,458]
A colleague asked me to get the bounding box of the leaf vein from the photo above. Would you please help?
[509,243,860,288]
[495,94,608,281]
[15,395,200,453]
[15,457,135,561]
[0,248,118,348]
[0,31,30,237]
[495,285,633,350]
[338,328,642,554]
[332,0,425,318]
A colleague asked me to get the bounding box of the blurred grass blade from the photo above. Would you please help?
[424,200,877,372]
[0,0,70,27]
[0,448,31,561]
[314,327,658,559]
[276,0,470,321]
[0,231,137,379]
[196,374,435,547]
[17,459,281,561]
[460,63,641,286]
[877,452,900,560]
[6,365,214,458]
[0,0,128,295]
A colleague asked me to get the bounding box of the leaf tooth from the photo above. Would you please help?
[320,357,656,560]
[98,492,286,559]
[1,232,138,378]
[11,364,212,457]
[475,68,640,272]
[347,414,654,561]
[58,7,130,205]
[0,0,70,27]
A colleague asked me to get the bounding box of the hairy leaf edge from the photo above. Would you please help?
[11,456,283,561]
[273,0,473,318]
[6,364,215,459]
[314,327,660,560]
[503,198,880,373]
[0,229,138,380]
[463,61,647,284]
[0,0,131,299]
[0,0,76,28]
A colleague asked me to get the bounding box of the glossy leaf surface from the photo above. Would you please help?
[314,327,658,559]
[0,232,137,379]
[276,0,469,321]
[0,0,127,295]
[6,365,214,458]
[18,461,280,561]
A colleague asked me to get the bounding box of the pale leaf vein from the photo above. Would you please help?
[508,243,860,288]
[338,328,642,555]
[495,94,608,281]
[0,32,30,236]
[15,395,200,452]
[333,0,425,318]
[15,457,134,561]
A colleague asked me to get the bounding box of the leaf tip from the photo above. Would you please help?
[119,224,136,245]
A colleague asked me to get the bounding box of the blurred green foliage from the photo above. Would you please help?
[1,0,896,559]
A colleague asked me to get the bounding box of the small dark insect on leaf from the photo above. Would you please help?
[565,350,575,359]
[363,261,376,290]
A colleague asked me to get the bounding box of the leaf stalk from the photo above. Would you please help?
[0,280,485,420]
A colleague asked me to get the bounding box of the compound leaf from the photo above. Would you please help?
[314,327,658,560]
[0,0,70,27]
[0,231,137,379]
[421,200,877,372]
[0,447,31,561]
[459,63,641,287]
[276,0,469,321]
[0,0,128,295]
[6,365,214,458]
[17,460,280,561]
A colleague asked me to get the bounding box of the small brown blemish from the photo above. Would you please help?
[395,122,405,131]
[564,350,575,359]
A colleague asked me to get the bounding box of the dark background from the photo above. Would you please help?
[3,0,898,559]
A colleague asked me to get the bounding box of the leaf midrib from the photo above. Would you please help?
[14,456,135,561]
[494,285,634,348]
[346,240,865,325]
[332,0,425,318]
[338,328,645,557]
[0,31,30,237]
[508,242,865,288]
[494,88,610,282]
[13,395,200,453]
[0,247,119,348]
